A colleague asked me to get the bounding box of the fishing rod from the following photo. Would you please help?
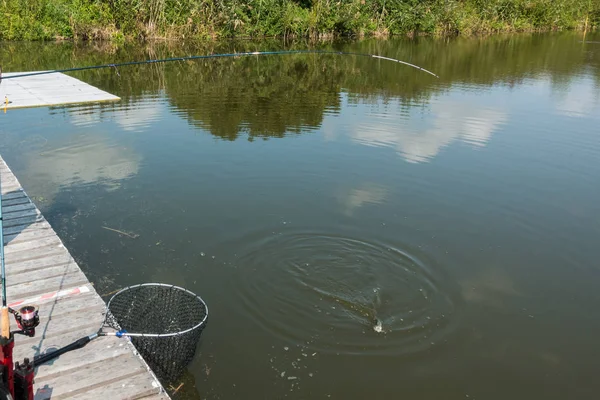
[0,182,5,307]
[0,178,7,338]
[0,174,15,397]
[0,50,439,80]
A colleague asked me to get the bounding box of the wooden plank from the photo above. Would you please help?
[7,273,91,300]
[16,311,104,347]
[30,333,132,377]
[3,207,41,221]
[30,346,164,400]
[13,289,102,322]
[2,202,36,214]
[4,226,55,246]
[0,183,19,191]
[6,225,54,241]
[13,286,104,322]
[4,252,72,274]
[31,288,102,315]
[15,320,103,351]
[5,243,66,264]
[1,196,30,207]
[0,171,19,183]
[8,262,82,285]
[62,374,163,400]
[0,173,19,186]
[1,184,21,194]
[32,287,103,314]
[33,353,152,399]
[0,190,26,201]
[1,180,19,191]
[6,222,51,235]
[5,235,63,255]
[2,214,45,230]
[4,219,53,237]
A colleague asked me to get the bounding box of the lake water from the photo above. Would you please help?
[1,32,599,399]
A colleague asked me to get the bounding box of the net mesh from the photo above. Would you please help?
[105,284,208,384]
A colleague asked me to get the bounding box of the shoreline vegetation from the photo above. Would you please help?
[1,0,599,41]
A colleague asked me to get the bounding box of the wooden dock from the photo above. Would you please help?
[0,72,120,110]
[1,155,169,400]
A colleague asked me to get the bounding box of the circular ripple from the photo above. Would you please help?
[228,231,457,356]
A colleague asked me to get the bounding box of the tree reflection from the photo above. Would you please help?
[1,33,598,140]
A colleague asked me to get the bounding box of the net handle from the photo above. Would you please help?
[104,283,209,338]
[100,331,194,338]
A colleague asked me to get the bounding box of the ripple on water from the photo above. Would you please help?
[230,231,458,356]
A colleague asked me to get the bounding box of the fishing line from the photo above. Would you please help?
[0,50,439,79]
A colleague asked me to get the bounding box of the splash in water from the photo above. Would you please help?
[373,318,384,333]
[371,288,385,333]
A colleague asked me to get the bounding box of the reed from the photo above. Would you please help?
[0,0,598,41]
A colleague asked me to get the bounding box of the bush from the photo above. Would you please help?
[0,0,598,40]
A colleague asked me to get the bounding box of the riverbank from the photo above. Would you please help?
[1,0,598,41]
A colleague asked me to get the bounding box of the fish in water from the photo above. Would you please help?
[311,285,385,332]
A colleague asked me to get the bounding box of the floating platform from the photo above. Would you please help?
[0,72,119,110]
[1,155,169,399]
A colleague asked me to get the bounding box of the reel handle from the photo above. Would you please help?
[0,307,9,339]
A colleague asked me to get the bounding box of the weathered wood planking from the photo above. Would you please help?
[1,156,169,399]
[0,72,120,110]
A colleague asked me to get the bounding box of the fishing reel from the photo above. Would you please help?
[9,306,39,337]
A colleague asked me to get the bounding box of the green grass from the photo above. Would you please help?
[1,0,599,41]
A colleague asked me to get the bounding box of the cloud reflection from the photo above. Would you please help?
[338,183,388,216]
[351,101,507,163]
[25,136,141,203]
[459,267,521,307]
[113,104,162,132]
[553,79,600,118]
[69,100,163,133]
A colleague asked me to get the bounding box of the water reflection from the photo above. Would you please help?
[349,97,507,163]
[112,102,163,132]
[459,267,521,307]
[25,135,140,202]
[69,99,165,132]
[69,108,102,128]
[2,33,597,150]
[552,77,600,118]
[338,183,388,216]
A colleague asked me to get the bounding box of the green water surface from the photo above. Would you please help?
[1,32,599,399]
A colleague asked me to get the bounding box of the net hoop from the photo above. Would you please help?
[105,283,208,338]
